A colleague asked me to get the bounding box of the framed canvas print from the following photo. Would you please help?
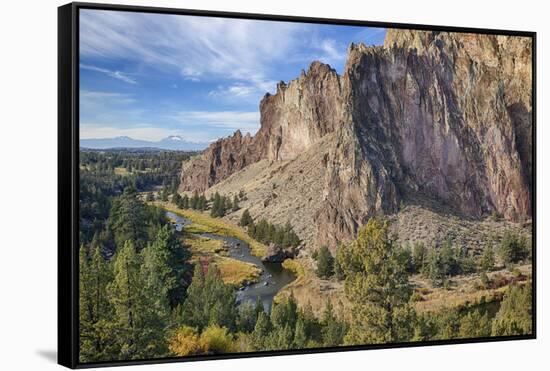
[58,2,536,368]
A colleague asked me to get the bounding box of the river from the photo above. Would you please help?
[166,211,296,311]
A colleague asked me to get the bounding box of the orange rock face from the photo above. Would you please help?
[180,30,532,249]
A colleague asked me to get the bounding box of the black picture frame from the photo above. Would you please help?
[58,2,537,369]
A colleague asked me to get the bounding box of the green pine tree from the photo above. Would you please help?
[239,209,253,227]
[108,187,148,250]
[337,219,414,345]
[190,191,199,210]
[172,192,183,208]
[107,240,143,359]
[79,243,117,362]
[459,310,491,338]
[293,317,308,349]
[250,311,272,351]
[492,283,532,336]
[316,246,334,279]
[139,242,171,357]
[321,299,347,347]
[180,264,237,331]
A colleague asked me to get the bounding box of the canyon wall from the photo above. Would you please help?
[180,30,532,249]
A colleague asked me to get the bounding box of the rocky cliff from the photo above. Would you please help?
[180,29,533,250]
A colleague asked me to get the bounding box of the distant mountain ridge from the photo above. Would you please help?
[80,135,209,151]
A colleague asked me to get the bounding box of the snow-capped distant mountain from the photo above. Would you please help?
[165,135,183,141]
[80,136,209,151]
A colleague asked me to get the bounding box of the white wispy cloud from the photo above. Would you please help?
[354,27,387,45]
[207,82,276,102]
[170,110,261,133]
[80,10,305,95]
[319,39,347,63]
[80,90,136,104]
[80,64,138,84]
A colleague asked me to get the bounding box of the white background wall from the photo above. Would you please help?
[0,0,546,369]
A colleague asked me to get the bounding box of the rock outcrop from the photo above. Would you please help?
[179,130,261,193]
[262,243,300,263]
[180,30,533,250]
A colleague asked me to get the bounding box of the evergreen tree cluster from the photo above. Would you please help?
[79,150,191,244]
[210,192,239,217]
[171,190,241,216]
[79,188,193,362]
[497,231,531,267]
[173,191,207,211]
[249,294,347,351]
[334,218,533,344]
[419,239,476,287]
[169,290,348,355]
[239,210,300,249]
[399,230,531,287]
[396,239,480,287]
[413,283,532,341]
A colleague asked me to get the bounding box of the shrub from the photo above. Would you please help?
[459,310,491,338]
[480,246,495,272]
[492,284,532,336]
[498,231,529,266]
[168,326,202,356]
[199,325,235,354]
[479,272,490,289]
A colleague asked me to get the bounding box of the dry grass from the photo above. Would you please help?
[157,202,268,258]
[114,166,130,176]
[214,257,261,286]
[204,134,336,248]
[185,223,218,234]
[274,256,348,319]
[183,234,260,286]
[282,259,305,277]
[186,235,227,255]
[153,201,264,286]
[389,204,532,255]
[411,264,532,313]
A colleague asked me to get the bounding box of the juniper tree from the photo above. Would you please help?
[239,209,253,227]
[190,191,199,210]
[232,195,240,212]
[337,219,414,345]
[480,246,495,272]
[172,192,183,208]
[316,245,334,279]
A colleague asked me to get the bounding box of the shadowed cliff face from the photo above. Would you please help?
[180,29,532,250]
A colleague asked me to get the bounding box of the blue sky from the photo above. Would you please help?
[79,9,386,143]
